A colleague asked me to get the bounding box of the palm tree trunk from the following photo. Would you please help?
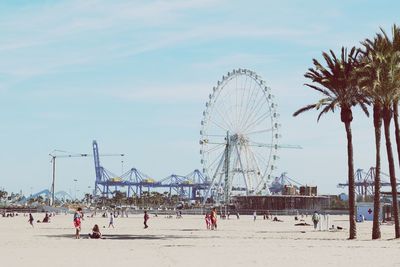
[393,101,400,167]
[344,121,357,239]
[372,104,382,239]
[382,106,400,238]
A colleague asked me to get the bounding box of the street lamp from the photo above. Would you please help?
[73,179,78,200]
[87,186,92,205]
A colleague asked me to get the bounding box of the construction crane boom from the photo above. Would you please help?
[49,147,124,206]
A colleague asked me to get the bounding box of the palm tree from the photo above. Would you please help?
[390,25,400,169]
[113,191,126,206]
[365,28,400,239]
[0,190,7,200]
[357,33,390,239]
[293,47,369,239]
[391,27,400,239]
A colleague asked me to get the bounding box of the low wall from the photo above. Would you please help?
[233,195,330,211]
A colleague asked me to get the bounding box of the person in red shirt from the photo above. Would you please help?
[73,207,83,239]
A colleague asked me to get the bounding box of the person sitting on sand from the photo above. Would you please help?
[357,214,365,223]
[273,216,283,222]
[42,212,50,223]
[73,207,83,239]
[89,224,102,239]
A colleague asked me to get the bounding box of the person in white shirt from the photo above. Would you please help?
[108,212,115,228]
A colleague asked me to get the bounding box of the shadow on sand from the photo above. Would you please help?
[43,233,200,240]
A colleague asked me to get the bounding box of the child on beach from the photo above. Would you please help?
[144,210,149,229]
[210,208,217,230]
[108,213,115,228]
[89,224,102,239]
[28,213,34,227]
[205,213,211,229]
[73,207,83,239]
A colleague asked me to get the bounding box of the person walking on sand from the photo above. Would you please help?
[210,208,217,230]
[73,207,83,239]
[28,213,34,227]
[108,212,115,228]
[144,210,149,229]
[253,210,257,221]
[312,211,320,230]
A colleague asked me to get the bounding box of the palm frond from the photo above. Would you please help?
[296,45,369,121]
[293,104,317,117]
[304,83,333,97]
[317,103,334,122]
[359,102,370,117]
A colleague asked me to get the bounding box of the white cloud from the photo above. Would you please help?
[108,83,211,103]
[0,0,317,83]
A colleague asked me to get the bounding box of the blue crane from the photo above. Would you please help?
[337,167,400,197]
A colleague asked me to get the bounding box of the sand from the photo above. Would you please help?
[1,213,399,267]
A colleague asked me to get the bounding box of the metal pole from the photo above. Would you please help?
[51,156,56,206]
[74,179,78,200]
[224,131,230,204]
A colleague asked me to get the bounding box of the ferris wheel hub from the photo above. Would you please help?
[230,133,248,145]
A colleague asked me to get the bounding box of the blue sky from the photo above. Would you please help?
[0,0,399,197]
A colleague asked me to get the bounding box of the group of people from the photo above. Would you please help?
[72,208,151,239]
[205,208,218,230]
[2,212,18,217]
[26,207,329,239]
[27,212,53,227]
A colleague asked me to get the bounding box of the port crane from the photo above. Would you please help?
[337,167,400,198]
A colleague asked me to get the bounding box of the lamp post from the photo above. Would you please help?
[73,179,78,201]
[87,186,92,205]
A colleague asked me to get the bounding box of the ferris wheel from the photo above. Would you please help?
[200,69,279,203]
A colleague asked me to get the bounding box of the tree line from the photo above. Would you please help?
[294,24,400,240]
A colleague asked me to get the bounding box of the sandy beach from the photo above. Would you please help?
[1,213,399,267]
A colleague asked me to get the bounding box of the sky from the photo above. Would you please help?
[0,0,399,198]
